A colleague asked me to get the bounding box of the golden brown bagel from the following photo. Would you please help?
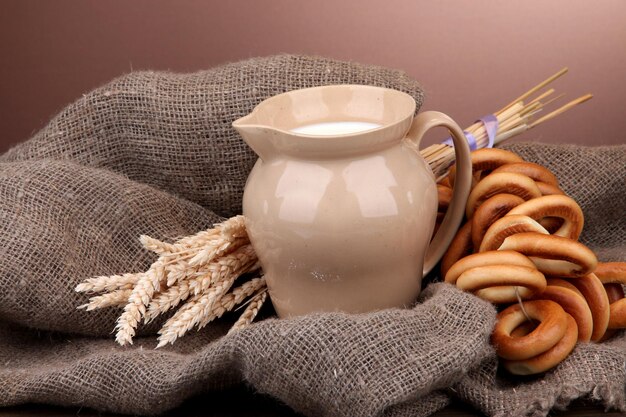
[506,195,584,240]
[466,172,542,218]
[538,217,565,234]
[479,215,549,252]
[445,250,537,284]
[449,148,524,188]
[532,284,593,342]
[608,300,626,329]
[445,251,546,302]
[593,262,626,329]
[594,262,626,284]
[457,265,547,303]
[491,300,568,361]
[471,194,525,249]
[535,182,566,196]
[491,162,559,187]
[510,321,537,337]
[603,283,626,330]
[438,176,451,188]
[437,184,453,213]
[599,283,624,340]
[546,277,585,298]
[502,313,577,375]
[498,232,598,277]
[570,273,611,341]
[441,221,473,278]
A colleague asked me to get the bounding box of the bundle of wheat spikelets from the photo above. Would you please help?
[75,216,266,347]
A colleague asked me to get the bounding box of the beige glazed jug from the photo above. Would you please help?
[233,85,471,318]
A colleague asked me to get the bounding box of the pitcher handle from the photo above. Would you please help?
[405,111,472,276]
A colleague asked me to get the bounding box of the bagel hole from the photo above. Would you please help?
[510,320,539,338]
[538,217,564,234]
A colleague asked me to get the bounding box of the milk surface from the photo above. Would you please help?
[291,121,381,136]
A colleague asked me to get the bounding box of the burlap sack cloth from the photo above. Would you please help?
[0,55,624,417]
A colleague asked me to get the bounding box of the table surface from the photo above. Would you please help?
[1,387,622,417]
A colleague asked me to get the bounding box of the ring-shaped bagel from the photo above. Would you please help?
[535,182,565,196]
[498,232,598,277]
[441,221,473,278]
[455,265,547,303]
[479,215,549,252]
[437,184,453,212]
[570,273,610,341]
[608,299,626,329]
[506,195,584,240]
[438,177,451,188]
[600,284,624,339]
[444,250,537,285]
[546,277,585,298]
[532,284,593,342]
[491,300,568,361]
[466,172,541,219]
[502,313,578,375]
[594,262,626,284]
[604,283,626,330]
[491,162,559,187]
[538,217,565,234]
[449,148,524,188]
[475,286,535,304]
[471,194,525,249]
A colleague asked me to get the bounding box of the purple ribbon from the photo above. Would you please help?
[443,114,498,150]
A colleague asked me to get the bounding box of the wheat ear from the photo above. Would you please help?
[144,279,193,323]
[139,235,189,255]
[228,290,268,334]
[188,245,257,296]
[216,215,247,238]
[156,274,238,348]
[78,289,133,311]
[75,273,141,293]
[188,236,249,267]
[165,259,193,286]
[114,261,165,345]
[197,277,267,329]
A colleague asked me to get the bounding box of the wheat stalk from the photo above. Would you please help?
[422,68,592,178]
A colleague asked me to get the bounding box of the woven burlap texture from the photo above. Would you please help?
[0,55,624,417]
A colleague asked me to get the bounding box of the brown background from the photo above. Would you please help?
[1,0,625,153]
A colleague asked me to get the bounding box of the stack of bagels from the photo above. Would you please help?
[437,148,626,375]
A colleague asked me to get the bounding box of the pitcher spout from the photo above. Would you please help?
[233,114,278,162]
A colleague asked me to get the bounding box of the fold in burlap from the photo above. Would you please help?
[0,55,624,417]
[0,284,495,417]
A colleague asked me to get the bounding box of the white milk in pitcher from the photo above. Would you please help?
[291,121,381,136]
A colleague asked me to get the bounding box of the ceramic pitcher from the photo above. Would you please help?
[233,85,471,317]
